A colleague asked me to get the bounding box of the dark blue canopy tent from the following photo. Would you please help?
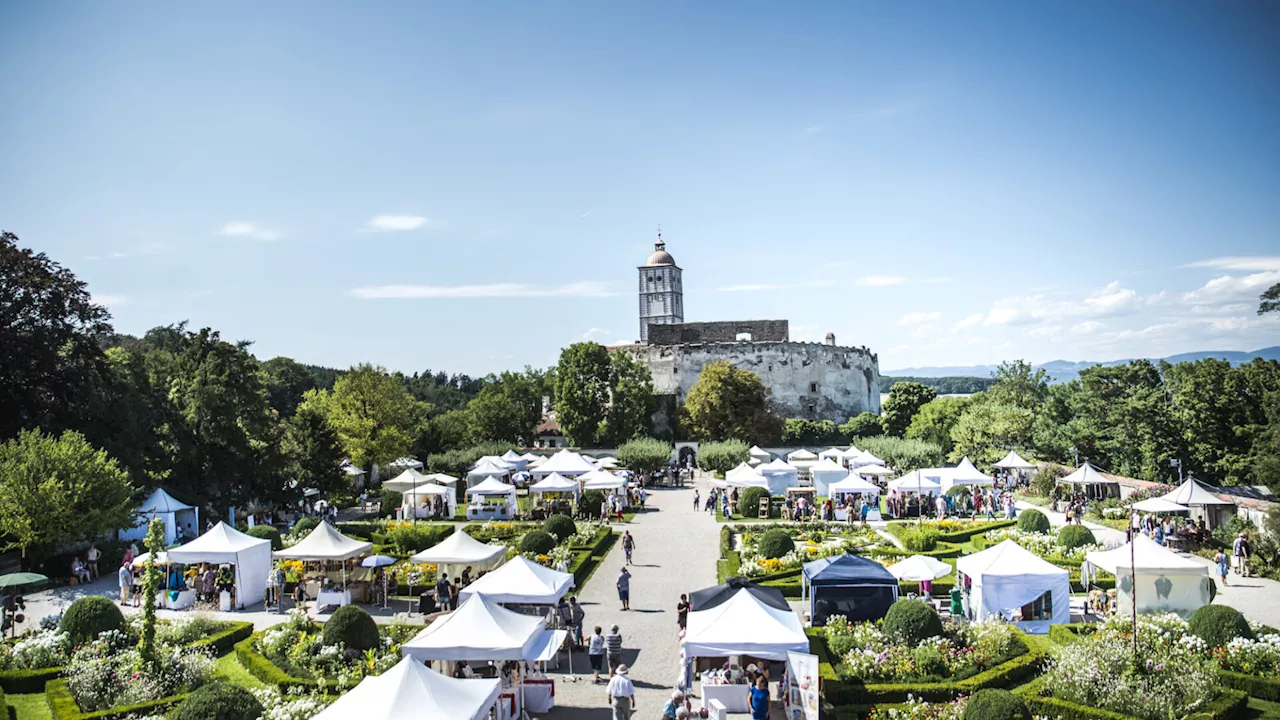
[802,554,899,626]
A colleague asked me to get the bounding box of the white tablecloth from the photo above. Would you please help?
[701,683,751,713]
[523,681,554,713]
[159,589,197,610]
[315,590,351,608]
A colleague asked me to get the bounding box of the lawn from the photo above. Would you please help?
[8,692,52,720]
[1244,697,1280,719]
[213,651,270,691]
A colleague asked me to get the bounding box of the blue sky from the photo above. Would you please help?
[2,1,1278,375]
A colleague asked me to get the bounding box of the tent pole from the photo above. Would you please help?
[1130,539,1137,662]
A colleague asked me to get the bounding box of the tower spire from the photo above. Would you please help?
[656,225,664,250]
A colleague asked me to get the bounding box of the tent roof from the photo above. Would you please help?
[520,452,541,462]
[136,487,193,513]
[948,457,993,484]
[818,447,845,459]
[468,459,511,477]
[313,656,501,720]
[802,554,896,586]
[993,450,1036,470]
[410,530,506,566]
[475,455,515,469]
[459,556,574,604]
[500,450,523,461]
[759,458,797,472]
[167,522,270,563]
[886,555,953,582]
[1160,478,1235,506]
[684,589,808,661]
[689,578,790,612]
[388,457,423,469]
[405,482,451,496]
[956,539,1069,579]
[853,450,884,465]
[855,464,894,476]
[401,595,546,661]
[1085,534,1209,576]
[726,462,768,488]
[1060,463,1116,486]
[787,449,818,461]
[466,478,517,496]
[808,459,847,474]
[383,468,431,492]
[424,473,460,484]
[829,475,881,494]
[1131,497,1190,513]
[582,470,626,489]
[888,471,942,492]
[530,473,578,492]
[274,521,372,561]
[748,445,771,457]
[840,445,863,458]
[532,451,597,475]
[596,456,620,468]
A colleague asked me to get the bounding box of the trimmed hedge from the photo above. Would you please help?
[519,530,557,555]
[45,678,188,720]
[1047,623,1096,646]
[245,525,283,550]
[60,596,125,645]
[883,599,943,645]
[740,487,772,519]
[572,531,618,589]
[1189,604,1253,649]
[757,529,796,559]
[1057,524,1095,549]
[233,635,338,692]
[1017,509,1050,534]
[191,621,255,657]
[1217,668,1280,702]
[543,514,576,542]
[962,688,1029,720]
[321,606,379,652]
[173,682,262,720]
[885,520,1016,545]
[1012,674,1248,720]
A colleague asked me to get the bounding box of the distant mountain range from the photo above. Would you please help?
[885,346,1280,383]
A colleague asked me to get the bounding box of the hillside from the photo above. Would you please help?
[885,346,1280,383]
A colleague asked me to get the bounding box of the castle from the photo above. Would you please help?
[621,234,881,425]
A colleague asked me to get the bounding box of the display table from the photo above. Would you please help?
[315,589,352,608]
[496,692,518,720]
[467,504,514,520]
[522,680,555,712]
[159,589,197,610]
[701,683,750,713]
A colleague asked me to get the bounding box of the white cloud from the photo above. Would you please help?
[952,313,984,333]
[349,281,614,299]
[984,307,1031,326]
[363,215,429,232]
[1180,271,1280,305]
[978,280,1154,329]
[93,293,128,308]
[966,337,985,345]
[218,222,279,241]
[1105,322,1180,342]
[579,210,593,218]
[898,311,940,326]
[582,327,611,341]
[1027,325,1063,338]
[1188,303,1253,315]
[805,124,825,134]
[855,275,907,287]
[1183,256,1280,272]
[1070,320,1106,336]
[913,324,937,339]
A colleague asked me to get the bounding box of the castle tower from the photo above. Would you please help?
[638,230,683,343]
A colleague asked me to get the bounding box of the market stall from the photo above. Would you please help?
[314,656,501,720]
[273,521,373,608]
[955,539,1069,633]
[1059,462,1120,500]
[786,449,818,475]
[410,529,506,582]
[120,488,199,546]
[757,459,799,495]
[500,450,528,472]
[808,459,849,496]
[886,472,942,518]
[817,447,846,462]
[401,482,455,520]
[467,458,513,486]
[528,449,596,478]
[828,475,882,521]
[748,445,772,466]
[939,456,994,491]
[465,478,518,520]
[459,556,574,605]
[1156,477,1236,530]
[850,449,884,469]
[529,473,580,516]
[993,450,1037,482]
[1084,534,1212,617]
[689,577,791,612]
[166,522,271,609]
[801,554,898,625]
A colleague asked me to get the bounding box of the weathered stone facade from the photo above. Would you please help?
[647,320,789,345]
[623,340,881,422]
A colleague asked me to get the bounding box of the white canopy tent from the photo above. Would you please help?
[530,472,581,500]
[520,452,542,463]
[595,456,620,469]
[1131,497,1190,513]
[808,459,850,496]
[850,450,883,468]
[475,455,516,470]
[120,488,199,546]
[313,656,501,720]
[167,522,272,608]
[748,445,772,466]
[683,589,809,661]
[725,463,769,491]
[888,471,942,495]
[401,483,456,519]
[856,464,894,477]
[993,450,1036,471]
[500,450,527,471]
[383,468,429,492]
[582,470,627,491]
[273,521,372,561]
[1059,463,1120,499]
[887,555,953,582]
[1085,534,1212,617]
[401,594,563,662]
[459,556,575,605]
[529,450,597,478]
[941,457,994,489]
[1158,478,1236,529]
[787,449,818,475]
[818,447,846,461]
[409,530,506,578]
[465,478,518,520]
[955,540,1069,633]
[423,472,460,485]
[829,475,882,497]
[467,459,512,486]
[757,459,799,495]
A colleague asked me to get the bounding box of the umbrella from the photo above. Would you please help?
[0,572,48,591]
[361,556,397,609]
[886,555,952,582]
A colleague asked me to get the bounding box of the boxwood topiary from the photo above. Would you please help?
[59,595,125,645]
[882,599,944,645]
[739,486,771,518]
[757,529,795,559]
[1056,524,1095,549]
[321,604,380,652]
[520,530,558,555]
[380,489,403,518]
[579,490,606,519]
[544,514,577,542]
[1017,508,1051,534]
[246,525,283,551]
[962,688,1030,720]
[174,682,264,720]
[293,516,321,535]
[1189,604,1253,649]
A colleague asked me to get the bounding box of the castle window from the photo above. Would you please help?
[808,403,816,414]
[810,382,819,393]
[736,332,752,342]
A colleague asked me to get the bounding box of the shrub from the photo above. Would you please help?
[543,514,577,542]
[1031,463,1067,497]
[387,523,452,553]
[615,437,673,475]
[293,516,321,535]
[59,595,125,645]
[379,489,403,518]
[739,486,771,518]
[1017,508,1050,534]
[520,530,557,555]
[321,605,380,652]
[898,526,942,552]
[962,688,1029,720]
[246,525,283,550]
[579,490,606,519]
[757,529,795,559]
[697,440,751,475]
[1056,524,1095,549]
[174,682,264,720]
[857,435,944,472]
[882,599,943,645]
[1189,604,1253,649]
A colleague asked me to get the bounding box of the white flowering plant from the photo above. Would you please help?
[251,686,334,720]
[63,631,214,712]
[986,528,1103,563]
[825,616,1021,683]
[253,615,416,686]
[0,628,71,670]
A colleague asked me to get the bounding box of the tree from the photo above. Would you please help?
[882,382,938,437]
[615,437,672,475]
[0,232,112,440]
[0,429,135,553]
[1260,283,1280,315]
[603,352,655,446]
[414,408,474,457]
[857,436,945,472]
[284,404,348,498]
[1058,361,1180,481]
[679,361,782,444]
[949,401,1036,466]
[1164,358,1279,485]
[987,360,1050,410]
[840,412,883,439]
[782,418,842,445]
[554,343,612,446]
[300,364,428,472]
[78,346,173,493]
[261,357,317,418]
[696,440,751,475]
[468,370,542,445]
[906,396,971,454]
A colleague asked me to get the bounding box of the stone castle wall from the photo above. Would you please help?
[647,320,789,345]
[622,341,881,422]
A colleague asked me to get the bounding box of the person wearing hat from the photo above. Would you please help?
[607,663,635,720]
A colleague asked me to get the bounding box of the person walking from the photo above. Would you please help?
[588,625,606,683]
[435,572,452,612]
[117,561,133,606]
[749,676,771,720]
[1215,549,1230,587]
[622,531,636,565]
[607,664,635,720]
[676,593,690,631]
[617,567,631,610]
[606,624,624,674]
[569,596,585,649]
[693,490,700,510]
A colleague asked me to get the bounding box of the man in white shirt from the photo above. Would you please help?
[607,664,635,720]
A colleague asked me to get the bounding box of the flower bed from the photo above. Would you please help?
[251,611,416,688]
[731,525,886,579]
[885,519,1016,547]
[825,616,1024,684]
[982,528,1103,567]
